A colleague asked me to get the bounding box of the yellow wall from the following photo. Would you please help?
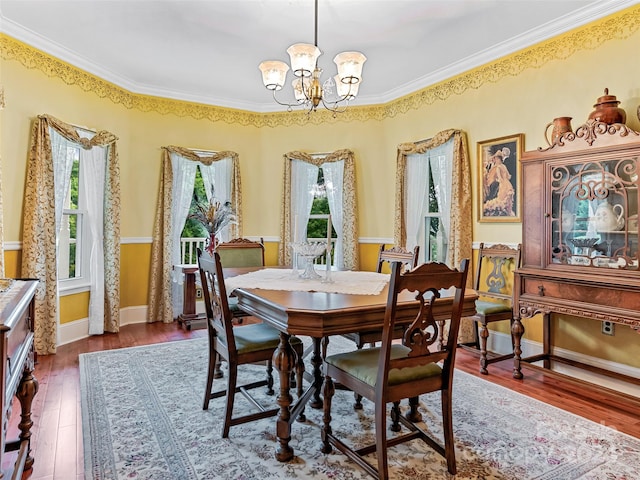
[1,6,640,364]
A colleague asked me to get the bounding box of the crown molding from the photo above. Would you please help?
[366,0,638,105]
[1,2,639,127]
[1,1,636,112]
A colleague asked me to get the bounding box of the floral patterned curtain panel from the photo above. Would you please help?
[147,146,242,324]
[279,149,359,270]
[21,114,120,355]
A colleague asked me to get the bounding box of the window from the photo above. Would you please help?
[307,169,335,242]
[180,166,209,264]
[175,155,234,265]
[181,166,209,238]
[280,150,358,270]
[402,138,454,264]
[58,151,84,281]
[53,135,102,294]
[424,158,448,263]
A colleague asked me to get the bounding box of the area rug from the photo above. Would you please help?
[80,337,640,480]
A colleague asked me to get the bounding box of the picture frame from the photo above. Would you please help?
[478,133,524,223]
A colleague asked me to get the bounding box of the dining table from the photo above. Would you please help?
[225,267,478,462]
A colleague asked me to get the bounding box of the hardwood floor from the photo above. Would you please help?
[8,322,640,480]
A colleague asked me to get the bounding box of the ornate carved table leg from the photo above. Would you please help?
[273,332,295,462]
[309,337,323,409]
[511,314,525,380]
[16,365,39,470]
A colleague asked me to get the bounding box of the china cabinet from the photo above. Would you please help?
[512,120,640,391]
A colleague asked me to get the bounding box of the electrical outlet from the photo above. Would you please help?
[196,287,203,299]
[601,321,615,336]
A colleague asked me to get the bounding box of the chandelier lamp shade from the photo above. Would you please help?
[258,0,366,114]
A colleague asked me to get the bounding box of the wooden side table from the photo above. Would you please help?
[173,264,206,330]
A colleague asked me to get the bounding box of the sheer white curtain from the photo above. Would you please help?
[81,141,107,335]
[321,160,344,268]
[404,153,430,251]
[200,156,233,242]
[280,149,358,269]
[50,128,75,236]
[170,152,198,317]
[291,160,319,243]
[429,139,454,255]
[51,128,109,335]
[403,139,454,260]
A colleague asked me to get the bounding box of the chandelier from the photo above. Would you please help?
[258,0,366,114]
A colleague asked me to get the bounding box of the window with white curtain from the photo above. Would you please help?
[52,128,106,295]
[280,149,357,270]
[290,156,344,269]
[169,151,233,316]
[404,138,454,263]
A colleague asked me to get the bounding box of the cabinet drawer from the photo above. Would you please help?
[521,277,640,311]
[6,307,30,384]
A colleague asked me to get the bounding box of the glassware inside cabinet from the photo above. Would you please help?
[549,155,638,270]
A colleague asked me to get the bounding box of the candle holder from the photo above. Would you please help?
[291,241,327,280]
[321,241,334,283]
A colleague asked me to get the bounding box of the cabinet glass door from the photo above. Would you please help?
[550,155,638,270]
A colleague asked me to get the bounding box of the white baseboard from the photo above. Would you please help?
[58,318,90,346]
[487,331,640,398]
[57,305,149,346]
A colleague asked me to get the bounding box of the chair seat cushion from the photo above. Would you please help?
[233,323,302,354]
[325,345,442,387]
[475,299,511,315]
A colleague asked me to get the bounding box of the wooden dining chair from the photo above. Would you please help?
[216,237,265,268]
[197,248,304,438]
[460,243,521,374]
[376,244,420,274]
[215,237,265,323]
[321,259,469,479]
[339,244,421,409]
[343,244,420,348]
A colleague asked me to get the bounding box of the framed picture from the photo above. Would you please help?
[478,133,524,222]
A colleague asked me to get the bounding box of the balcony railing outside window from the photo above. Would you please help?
[180,237,207,265]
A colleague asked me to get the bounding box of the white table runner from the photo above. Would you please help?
[225,268,389,296]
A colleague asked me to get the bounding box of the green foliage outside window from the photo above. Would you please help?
[307,169,336,239]
[181,168,208,238]
[178,166,338,242]
[426,167,446,263]
[67,157,80,277]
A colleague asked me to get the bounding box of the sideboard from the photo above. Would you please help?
[512,121,640,392]
[0,279,38,479]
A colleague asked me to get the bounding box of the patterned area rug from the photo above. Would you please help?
[80,337,640,479]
